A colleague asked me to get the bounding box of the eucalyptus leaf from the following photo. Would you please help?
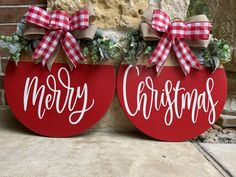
[144,46,153,56]
[98,46,105,60]
[0,29,28,63]
[136,42,145,57]
[0,40,6,48]
[8,43,22,54]
[82,47,89,57]
[212,56,220,72]
[16,18,26,37]
[120,30,156,64]
[193,49,205,65]
[100,45,110,60]
[203,38,232,71]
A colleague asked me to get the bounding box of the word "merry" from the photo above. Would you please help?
[23,67,95,125]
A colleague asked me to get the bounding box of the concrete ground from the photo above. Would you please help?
[200,143,236,177]
[0,109,235,177]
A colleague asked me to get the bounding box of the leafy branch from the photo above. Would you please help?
[0,21,232,70]
[203,38,232,70]
[81,34,121,64]
[119,30,155,65]
[0,18,30,63]
[0,34,28,63]
[119,30,232,70]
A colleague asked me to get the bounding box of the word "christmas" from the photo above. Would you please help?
[123,66,219,126]
[23,67,95,125]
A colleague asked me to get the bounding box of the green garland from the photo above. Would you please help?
[119,30,232,70]
[0,18,120,65]
[0,1,232,68]
[81,33,120,64]
[0,34,28,63]
[0,20,232,69]
[119,30,155,65]
[203,38,231,70]
[0,18,32,63]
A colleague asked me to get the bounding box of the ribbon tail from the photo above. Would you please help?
[66,57,75,71]
[61,32,85,69]
[173,39,202,76]
[32,31,62,67]
[46,46,61,71]
[146,35,172,75]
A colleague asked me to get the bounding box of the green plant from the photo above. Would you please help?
[82,35,121,64]
[0,34,28,63]
[187,0,212,19]
[0,18,29,63]
[0,17,232,71]
[119,30,232,70]
[119,30,155,65]
[203,38,232,71]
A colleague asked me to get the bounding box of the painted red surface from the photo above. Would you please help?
[117,65,227,141]
[5,61,116,137]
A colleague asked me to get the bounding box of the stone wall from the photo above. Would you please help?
[47,0,148,29]
[47,0,190,29]
[206,0,236,95]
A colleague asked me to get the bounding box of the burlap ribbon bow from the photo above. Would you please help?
[140,5,212,75]
[24,5,97,70]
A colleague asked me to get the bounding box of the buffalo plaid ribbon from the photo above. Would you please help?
[147,10,212,75]
[25,6,89,68]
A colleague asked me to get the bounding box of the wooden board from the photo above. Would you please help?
[117,57,228,142]
[4,57,116,137]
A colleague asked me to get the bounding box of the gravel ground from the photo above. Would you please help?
[196,124,236,144]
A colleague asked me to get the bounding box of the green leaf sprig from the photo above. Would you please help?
[0,34,28,63]
[119,30,232,70]
[0,19,232,70]
[119,30,155,65]
[0,18,29,63]
[203,38,232,71]
[82,34,121,64]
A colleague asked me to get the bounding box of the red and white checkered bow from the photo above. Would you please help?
[147,10,212,75]
[25,6,89,68]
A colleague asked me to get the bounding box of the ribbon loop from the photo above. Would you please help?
[25,6,51,29]
[49,10,70,31]
[186,22,212,40]
[70,10,89,31]
[25,5,90,70]
[151,10,170,32]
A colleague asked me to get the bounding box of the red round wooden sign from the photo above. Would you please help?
[5,61,116,137]
[117,64,227,141]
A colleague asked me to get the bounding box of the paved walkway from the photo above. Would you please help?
[0,109,235,177]
[200,143,236,177]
